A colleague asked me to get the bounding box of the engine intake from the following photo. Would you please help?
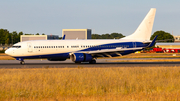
[70,53,92,62]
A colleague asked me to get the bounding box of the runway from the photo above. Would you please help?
[0,58,180,68]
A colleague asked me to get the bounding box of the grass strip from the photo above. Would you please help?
[0,67,180,100]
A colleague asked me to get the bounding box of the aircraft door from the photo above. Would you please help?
[133,42,136,48]
[27,42,33,52]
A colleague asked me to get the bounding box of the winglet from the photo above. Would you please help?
[147,35,158,47]
[62,34,66,40]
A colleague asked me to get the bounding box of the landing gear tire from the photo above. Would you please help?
[20,61,25,65]
[89,59,96,64]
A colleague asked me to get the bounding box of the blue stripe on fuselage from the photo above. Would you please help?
[79,42,147,51]
[14,53,70,59]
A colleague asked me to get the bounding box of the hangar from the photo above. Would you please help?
[156,43,180,49]
[62,29,91,39]
[20,35,59,42]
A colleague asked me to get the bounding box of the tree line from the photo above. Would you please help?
[0,29,22,45]
[150,30,174,42]
[0,29,45,45]
[0,28,175,45]
[0,29,126,45]
[91,33,125,39]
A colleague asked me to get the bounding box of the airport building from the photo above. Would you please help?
[173,35,180,42]
[20,35,59,42]
[156,43,180,49]
[62,29,91,39]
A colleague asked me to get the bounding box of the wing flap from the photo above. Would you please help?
[88,47,143,54]
[70,47,143,57]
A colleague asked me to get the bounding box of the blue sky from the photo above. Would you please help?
[0,0,180,37]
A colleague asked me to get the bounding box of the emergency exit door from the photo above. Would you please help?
[27,42,33,52]
[133,42,136,48]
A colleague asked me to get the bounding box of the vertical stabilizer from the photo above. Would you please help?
[122,8,156,41]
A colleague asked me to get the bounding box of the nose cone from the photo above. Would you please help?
[5,49,12,56]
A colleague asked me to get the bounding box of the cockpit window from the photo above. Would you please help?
[12,46,21,48]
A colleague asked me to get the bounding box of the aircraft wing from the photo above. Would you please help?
[72,47,143,57]
[88,47,142,54]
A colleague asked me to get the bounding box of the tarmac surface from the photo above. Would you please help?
[0,58,180,68]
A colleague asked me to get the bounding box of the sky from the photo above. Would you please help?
[0,0,180,37]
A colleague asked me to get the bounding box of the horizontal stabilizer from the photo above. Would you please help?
[147,35,158,47]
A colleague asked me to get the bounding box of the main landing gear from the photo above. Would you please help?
[89,59,96,64]
[74,59,96,64]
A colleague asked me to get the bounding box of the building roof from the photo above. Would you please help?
[156,43,180,45]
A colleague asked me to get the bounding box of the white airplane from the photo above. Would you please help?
[5,8,157,64]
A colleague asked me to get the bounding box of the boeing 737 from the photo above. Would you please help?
[5,8,157,64]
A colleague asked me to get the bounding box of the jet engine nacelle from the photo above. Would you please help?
[70,53,92,62]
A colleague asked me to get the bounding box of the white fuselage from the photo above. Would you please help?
[5,39,138,57]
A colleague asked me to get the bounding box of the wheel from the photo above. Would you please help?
[20,61,25,65]
[89,60,96,64]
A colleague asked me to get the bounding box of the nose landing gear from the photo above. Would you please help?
[16,58,25,65]
[20,61,25,65]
